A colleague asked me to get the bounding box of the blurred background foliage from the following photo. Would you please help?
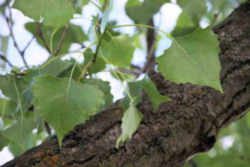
[185,111,250,167]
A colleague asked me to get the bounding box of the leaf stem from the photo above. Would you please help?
[54,24,70,56]
[100,53,134,103]
[40,42,96,70]
[114,24,172,38]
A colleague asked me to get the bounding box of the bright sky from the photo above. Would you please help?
[0,0,181,164]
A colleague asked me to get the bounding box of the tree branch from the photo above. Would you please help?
[2,2,250,167]
[141,18,156,74]
[0,53,13,67]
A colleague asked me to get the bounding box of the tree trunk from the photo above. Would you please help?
[2,2,250,167]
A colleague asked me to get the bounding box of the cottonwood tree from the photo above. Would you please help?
[0,0,249,166]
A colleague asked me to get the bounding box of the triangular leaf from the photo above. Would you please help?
[33,75,105,146]
[157,28,222,92]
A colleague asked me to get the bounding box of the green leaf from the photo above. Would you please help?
[40,60,74,77]
[116,103,143,147]
[157,28,222,92]
[33,75,105,146]
[128,78,170,111]
[0,72,37,111]
[208,0,234,12]
[83,49,106,74]
[100,35,135,67]
[81,79,113,108]
[178,0,207,24]
[0,98,17,115]
[126,0,169,24]
[0,113,37,156]
[0,132,8,151]
[25,23,87,54]
[110,69,135,81]
[142,78,171,111]
[205,0,236,25]
[13,0,75,27]
[0,75,21,102]
[81,0,90,5]
[172,12,197,37]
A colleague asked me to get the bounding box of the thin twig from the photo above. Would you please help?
[37,23,52,53]
[0,53,14,67]
[92,34,103,63]
[141,18,156,74]
[22,36,35,53]
[4,7,30,69]
[54,24,70,56]
[44,121,52,136]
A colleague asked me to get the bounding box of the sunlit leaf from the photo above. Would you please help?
[178,0,207,24]
[14,0,75,27]
[126,0,169,24]
[172,12,197,37]
[157,28,222,92]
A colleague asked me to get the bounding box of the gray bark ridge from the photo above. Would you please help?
[2,2,250,167]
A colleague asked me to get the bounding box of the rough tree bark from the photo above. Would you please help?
[2,2,250,167]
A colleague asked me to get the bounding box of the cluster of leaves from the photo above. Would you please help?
[0,0,245,157]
